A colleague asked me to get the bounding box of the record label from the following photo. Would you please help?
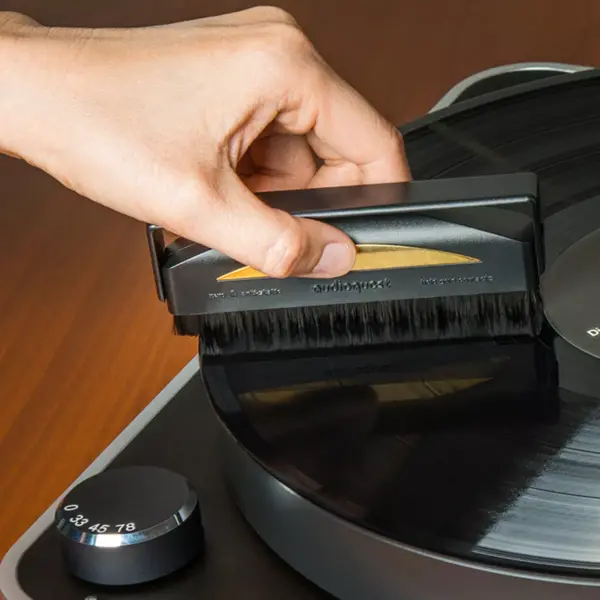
[542,228,600,360]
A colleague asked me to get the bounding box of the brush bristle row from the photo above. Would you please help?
[174,292,542,356]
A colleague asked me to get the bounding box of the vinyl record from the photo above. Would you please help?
[204,69,600,582]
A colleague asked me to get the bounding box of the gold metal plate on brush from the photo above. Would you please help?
[217,244,481,281]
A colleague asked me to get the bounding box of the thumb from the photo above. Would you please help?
[179,173,356,279]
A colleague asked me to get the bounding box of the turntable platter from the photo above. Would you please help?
[202,68,600,595]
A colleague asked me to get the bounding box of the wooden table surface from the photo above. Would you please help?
[1,0,600,560]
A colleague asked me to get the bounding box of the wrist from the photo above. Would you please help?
[0,20,37,158]
[0,15,65,163]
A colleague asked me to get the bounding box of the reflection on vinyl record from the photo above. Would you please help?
[204,334,600,576]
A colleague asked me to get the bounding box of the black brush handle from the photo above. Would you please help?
[146,173,540,317]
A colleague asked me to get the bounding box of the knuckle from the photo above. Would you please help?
[267,215,307,277]
[239,12,313,88]
[247,11,310,56]
[269,20,311,54]
[248,5,298,25]
[247,22,313,86]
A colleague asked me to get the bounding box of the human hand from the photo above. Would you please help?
[0,7,410,278]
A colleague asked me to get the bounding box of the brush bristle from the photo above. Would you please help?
[173,292,542,356]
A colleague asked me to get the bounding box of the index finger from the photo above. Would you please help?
[306,68,412,184]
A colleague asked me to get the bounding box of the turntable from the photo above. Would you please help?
[4,61,600,599]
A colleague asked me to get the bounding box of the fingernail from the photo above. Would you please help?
[312,243,356,276]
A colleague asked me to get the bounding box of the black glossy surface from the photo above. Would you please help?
[206,334,600,575]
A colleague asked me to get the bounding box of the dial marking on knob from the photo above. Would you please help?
[54,465,204,586]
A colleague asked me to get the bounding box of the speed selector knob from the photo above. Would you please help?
[54,465,204,586]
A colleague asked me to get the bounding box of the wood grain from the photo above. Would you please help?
[1,0,600,559]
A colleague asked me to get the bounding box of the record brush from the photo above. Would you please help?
[146,172,544,356]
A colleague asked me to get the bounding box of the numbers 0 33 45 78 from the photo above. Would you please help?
[62,504,137,534]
